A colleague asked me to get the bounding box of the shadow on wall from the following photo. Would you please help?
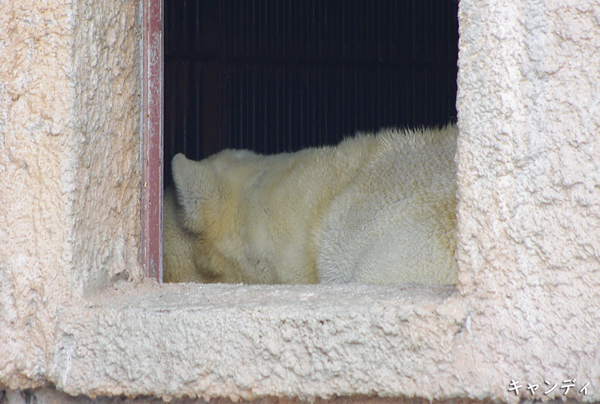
[1,387,503,404]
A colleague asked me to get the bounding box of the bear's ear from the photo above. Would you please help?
[171,153,218,233]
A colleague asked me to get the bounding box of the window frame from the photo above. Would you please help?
[141,0,164,282]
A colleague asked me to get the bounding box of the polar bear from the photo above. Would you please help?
[163,125,457,285]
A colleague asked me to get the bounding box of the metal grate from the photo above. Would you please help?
[164,0,459,186]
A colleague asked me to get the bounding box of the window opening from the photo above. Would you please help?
[164,0,459,188]
[161,0,459,285]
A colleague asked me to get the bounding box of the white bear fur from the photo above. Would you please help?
[163,125,457,285]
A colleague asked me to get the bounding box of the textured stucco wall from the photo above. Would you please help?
[68,0,143,293]
[0,0,79,387]
[455,0,600,399]
[0,0,142,390]
[49,284,466,401]
[1,0,600,403]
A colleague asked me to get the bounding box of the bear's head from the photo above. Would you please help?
[164,153,240,283]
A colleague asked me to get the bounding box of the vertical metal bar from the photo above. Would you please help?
[312,66,317,147]
[251,67,256,151]
[354,65,358,131]
[181,60,188,155]
[341,67,346,136]
[238,70,243,149]
[275,67,280,152]
[194,63,202,160]
[264,67,269,154]
[287,66,292,151]
[322,66,327,144]
[142,0,164,282]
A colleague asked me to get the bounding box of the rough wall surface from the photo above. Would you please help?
[1,0,78,388]
[69,0,143,293]
[0,0,142,390]
[455,0,600,401]
[50,284,465,401]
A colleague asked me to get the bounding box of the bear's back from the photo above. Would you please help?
[317,125,457,284]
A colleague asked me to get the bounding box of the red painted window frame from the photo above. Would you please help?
[142,0,164,282]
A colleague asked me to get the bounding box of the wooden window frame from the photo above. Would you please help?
[141,0,164,282]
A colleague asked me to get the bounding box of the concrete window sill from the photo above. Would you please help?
[52,283,465,402]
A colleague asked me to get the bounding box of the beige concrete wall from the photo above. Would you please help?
[68,0,143,293]
[0,0,142,390]
[456,0,600,397]
[1,0,600,403]
[1,0,74,388]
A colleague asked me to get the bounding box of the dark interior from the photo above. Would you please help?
[164,0,459,187]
